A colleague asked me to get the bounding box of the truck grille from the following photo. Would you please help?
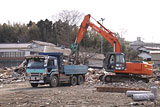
[31,73,42,77]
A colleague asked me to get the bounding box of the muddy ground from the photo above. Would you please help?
[0,81,160,107]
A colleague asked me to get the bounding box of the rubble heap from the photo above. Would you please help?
[85,68,106,84]
[0,66,25,85]
[85,68,160,90]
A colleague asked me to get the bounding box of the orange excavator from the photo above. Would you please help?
[71,14,153,82]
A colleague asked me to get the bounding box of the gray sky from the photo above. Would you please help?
[0,0,159,43]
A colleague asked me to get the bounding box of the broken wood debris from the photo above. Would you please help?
[85,68,107,84]
[0,65,25,85]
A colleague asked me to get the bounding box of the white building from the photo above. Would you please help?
[150,51,160,66]
[137,46,160,66]
[130,37,160,50]
[0,40,71,67]
[0,43,31,67]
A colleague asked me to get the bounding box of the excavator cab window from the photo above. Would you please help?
[104,53,126,72]
[103,53,116,72]
[115,54,126,70]
[108,55,115,70]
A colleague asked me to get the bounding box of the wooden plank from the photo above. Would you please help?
[95,86,147,93]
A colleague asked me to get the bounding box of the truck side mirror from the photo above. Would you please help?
[44,59,48,67]
[54,60,58,67]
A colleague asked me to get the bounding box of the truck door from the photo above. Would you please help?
[47,60,54,72]
[47,59,58,73]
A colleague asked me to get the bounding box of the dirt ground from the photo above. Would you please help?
[0,81,160,107]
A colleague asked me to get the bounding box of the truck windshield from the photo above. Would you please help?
[27,58,44,68]
[116,54,125,63]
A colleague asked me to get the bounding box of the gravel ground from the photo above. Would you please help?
[0,81,160,107]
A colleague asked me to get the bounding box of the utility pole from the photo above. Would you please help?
[100,18,105,54]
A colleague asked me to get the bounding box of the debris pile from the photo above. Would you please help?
[153,69,160,81]
[85,68,106,84]
[0,66,25,85]
[84,68,160,90]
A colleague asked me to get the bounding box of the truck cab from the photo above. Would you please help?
[25,53,88,88]
[25,55,58,87]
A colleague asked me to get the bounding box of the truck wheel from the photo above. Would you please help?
[71,76,77,86]
[50,75,58,87]
[31,83,38,88]
[77,75,84,85]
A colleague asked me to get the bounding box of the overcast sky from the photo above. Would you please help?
[0,0,160,43]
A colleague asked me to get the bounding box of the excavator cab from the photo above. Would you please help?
[103,52,126,72]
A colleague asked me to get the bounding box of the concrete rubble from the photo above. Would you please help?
[85,68,106,84]
[85,68,160,88]
[0,66,25,85]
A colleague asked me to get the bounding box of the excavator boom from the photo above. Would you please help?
[76,14,121,53]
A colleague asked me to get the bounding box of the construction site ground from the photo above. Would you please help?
[0,81,160,107]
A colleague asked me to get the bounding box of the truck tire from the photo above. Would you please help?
[31,83,38,88]
[70,76,77,86]
[50,75,58,87]
[77,75,84,85]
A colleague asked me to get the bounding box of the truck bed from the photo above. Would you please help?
[64,65,88,75]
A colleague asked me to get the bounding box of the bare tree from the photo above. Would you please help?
[119,28,127,38]
[52,10,84,25]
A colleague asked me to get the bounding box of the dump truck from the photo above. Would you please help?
[25,52,88,87]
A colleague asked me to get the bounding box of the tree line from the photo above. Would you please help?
[0,10,138,60]
[0,18,114,52]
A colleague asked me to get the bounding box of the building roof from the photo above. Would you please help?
[130,37,160,49]
[0,40,56,50]
[137,46,160,51]
[0,43,31,49]
[30,40,56,47]
[143,46,160,50]
[138,52,151,59]
[150,51,160,54]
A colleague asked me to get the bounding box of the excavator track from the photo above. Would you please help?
[102,74,150,83]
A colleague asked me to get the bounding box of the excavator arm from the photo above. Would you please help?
[72,14,121,53]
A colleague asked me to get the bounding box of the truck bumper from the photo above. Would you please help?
[30,80,45,84]
[25,74,47,84]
